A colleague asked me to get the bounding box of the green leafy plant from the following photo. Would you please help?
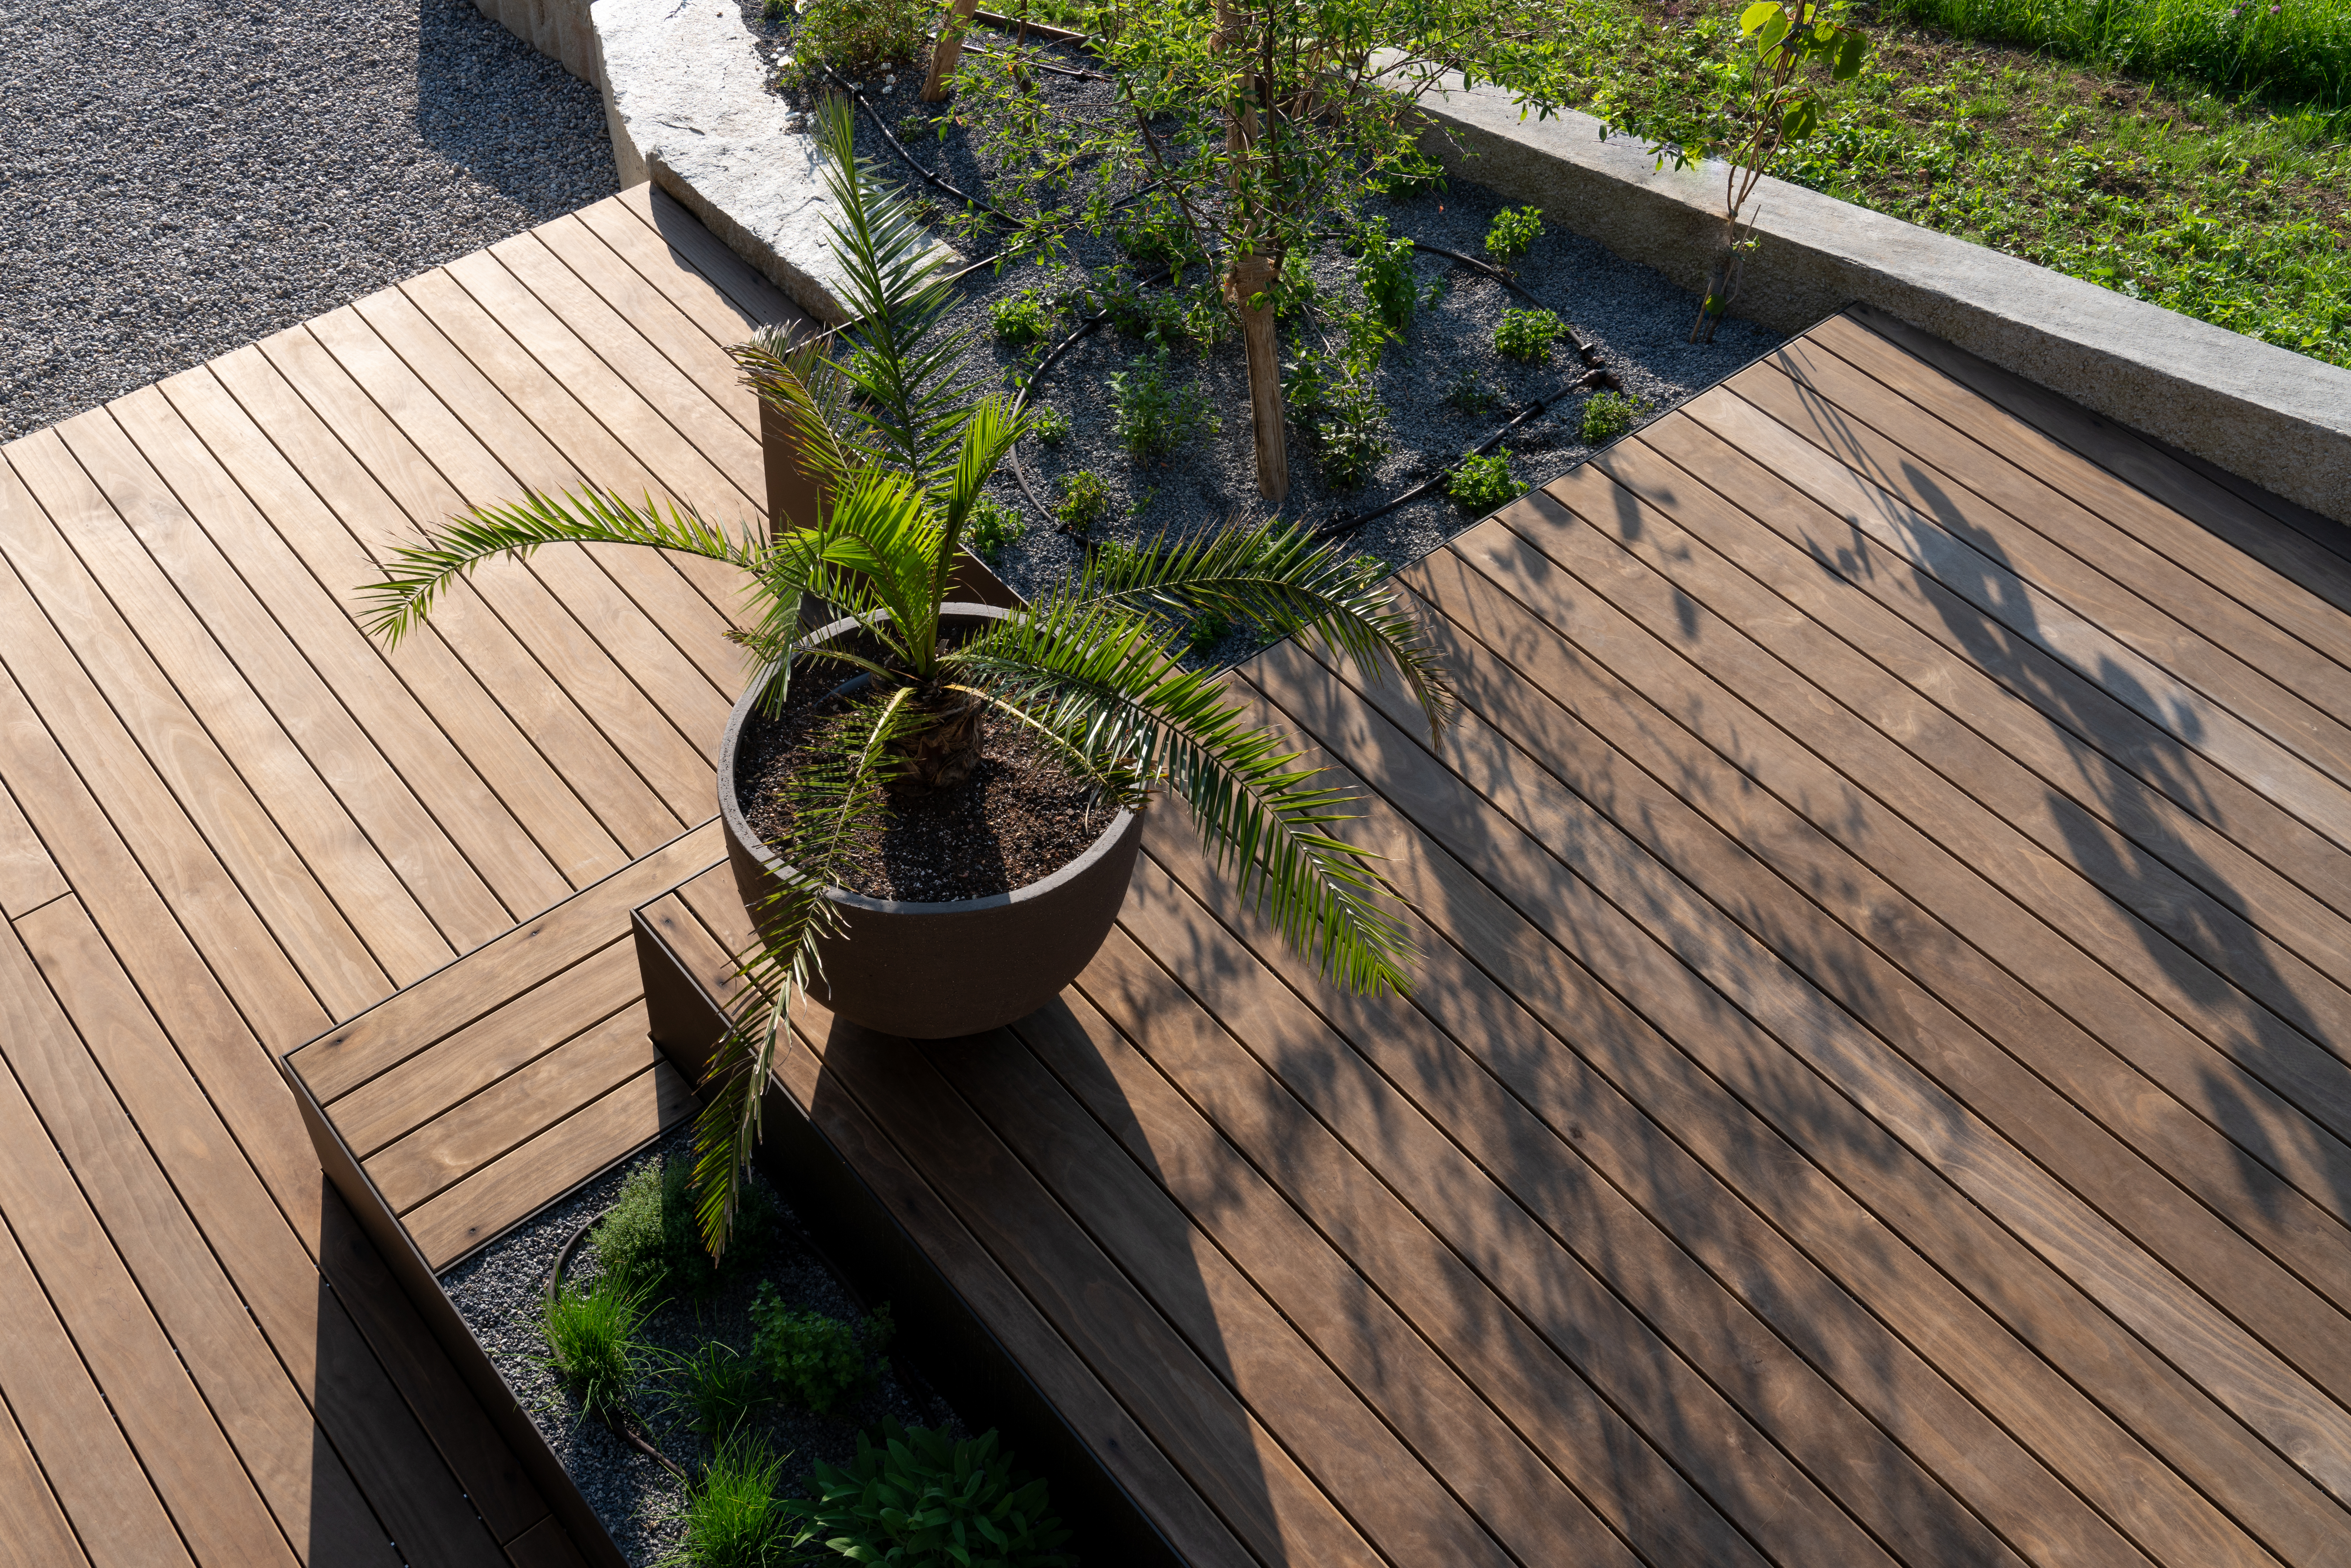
[1352,216,1420,334]
[540,1274,650,1421]
[662,1342,770,1443]
[1495,308,1567,363]
[1484,205,1544,263]
[1024,404,1070,444]
[1053,468,1111,534]
[359,100,1456,1259]
[966,494,1026,560]
[758,0,788,20]
[750,1287,891,1416]
[596,1156,770,1297]
[785,1419,1074,1568]
[1186,608,1234,656]
[1579,390,1648,445]
[1448,452,1520,512]
[1109,344,1218,457]
[670,1433,807,1567]
[782,0,934,80]
[1443,370,1502,416]
[988,291,1054,347]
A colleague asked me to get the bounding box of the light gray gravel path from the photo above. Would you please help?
[1,0,618,442]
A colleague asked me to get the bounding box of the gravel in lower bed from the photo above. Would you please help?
[1,0,618,442]
[441,1125,965,1565]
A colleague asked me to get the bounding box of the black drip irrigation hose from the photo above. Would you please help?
[822,65,1019,228]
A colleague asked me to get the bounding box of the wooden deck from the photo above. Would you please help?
[2,166,2348,1568]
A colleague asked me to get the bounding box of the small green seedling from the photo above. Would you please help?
[1448,452,1520,512]
[1494,308,1566,363]
[1579,390,1649,445]
[989,290,1054,347]
[1025,403,1071,444]
[1443,370,1502,415]
[967,494,1026,560]
[1485,206,1544,264]
[1055,469,1111,534]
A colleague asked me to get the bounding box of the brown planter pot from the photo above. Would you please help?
[716,603,1145,1039]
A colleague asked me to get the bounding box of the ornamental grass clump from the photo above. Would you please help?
[540,1274,650,1421]
[784,1419,1074,1568]
[662,1342,771,1443]
[671,1433,806,1568]
[359,100,1456,1260]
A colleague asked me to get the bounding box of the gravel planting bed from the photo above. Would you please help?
[772,31,1782,623]
[441,1125,966,1564]
[2,0,618,442]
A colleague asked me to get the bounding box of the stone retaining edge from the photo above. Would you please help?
[1411,72,2350,522]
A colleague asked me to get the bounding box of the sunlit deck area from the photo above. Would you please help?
[3,186,2348,1568]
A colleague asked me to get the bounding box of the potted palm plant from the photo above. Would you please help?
[360,100,1453,1254]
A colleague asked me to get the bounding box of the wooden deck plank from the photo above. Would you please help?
[16,899,512,1568]
[600,184,805,351]
[402,1061,697,1269]
[123,375,572,924]
[0,1391,88,1568]
[1232,641,2337,1568]
[0,443,389,1018]
[0,774,66,918]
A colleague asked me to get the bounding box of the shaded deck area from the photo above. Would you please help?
[2,179,2349,1568]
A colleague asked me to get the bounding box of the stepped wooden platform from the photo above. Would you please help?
[2,162,2348,1568]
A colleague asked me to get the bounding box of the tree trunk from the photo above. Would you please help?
[921,0,980,102]
[1688,214,1745,345]
[1225,253,1289,504]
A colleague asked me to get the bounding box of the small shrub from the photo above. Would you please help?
[673,1433,805,1568]
[1352,217,1419,334]
[966,494,1026,560]
[989,291,1053,347]
[784,0,930,75]
[1024,404,1070,444]
[1312,384,1389,491]
[1109,345,1217,457]
[1579,390,1649,446]
[663,1342,769,1443]
[1494,308,1566,363]
[750,1288,893,1416]
[596,1156,769,1298]
[1054,470,1110,534]
[1448,452,1520,513]
[1485,206,1544,264]
[541,1274,648,1420]
[1443,370,1502,416]
[784,1419,1075,1568]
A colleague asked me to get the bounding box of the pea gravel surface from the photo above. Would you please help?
[2,0,618,442]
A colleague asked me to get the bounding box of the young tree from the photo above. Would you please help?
[954,0,1569,503]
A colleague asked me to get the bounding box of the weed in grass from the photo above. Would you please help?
[662,1342,769,1443]
[1448,452,1521,512]
[990,290,1054,347]
[784,1419,1075,1568]
[966,494,1026,560]
[1054,470,1110,534]
[1579,390,1648,444]
[1494,307,1567,363]
[540,1275,649,1421]
[1485,205,1545,263]
[1109,344,1219,456]
[669,1433,806,1568]
[1025,403,1071,444]
[750,1288,892,1417]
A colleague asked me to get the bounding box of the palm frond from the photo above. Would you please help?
[692,688,916,1257]
[730,328,867,509]
[949,601,1417,995]
[361,485,752,647]
[929,395,1025,614]
[1077,522,1457,741]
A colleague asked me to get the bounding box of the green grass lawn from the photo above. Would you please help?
[1536,0,2350,365]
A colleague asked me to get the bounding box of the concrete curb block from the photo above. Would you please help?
[1411,74,2351,522]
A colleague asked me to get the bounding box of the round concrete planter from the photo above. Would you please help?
[717,603,1145,1039]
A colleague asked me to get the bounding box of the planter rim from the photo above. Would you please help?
[716,601,1141,918]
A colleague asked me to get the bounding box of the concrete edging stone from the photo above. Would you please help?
[1409,72,2351,522]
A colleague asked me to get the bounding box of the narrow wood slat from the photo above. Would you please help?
[0,1208,189,1568]
[0,776,66,917]
[1133,816,2159,1568]
[370,1002,658,1214]
[16,900,512,1568]
[1088,867,2039,1568]
[404,1062,697,1269]
[931,1014,1524,1568]
[0,444,388,1019]
[80,393,515,954]
[130,370,574,921]
[0,951,299,1566]
[328,289,733,787]
[1608,420,2351,1176]
[0,909,402,1566]
[291,820,720,1102]
[607,185,805,342]
[568,203,770,397]
[1835,306,2351,618]
[1231,642,2337,1568]
[329,937,642,1158]
[800,1017,1384,1568]
[500,1514,590,1568]
[0,1391,87,1568]
[1747,339,2351,690]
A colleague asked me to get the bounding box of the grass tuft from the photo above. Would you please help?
[542,1274,649,1420]
[669,1433,806,1568]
